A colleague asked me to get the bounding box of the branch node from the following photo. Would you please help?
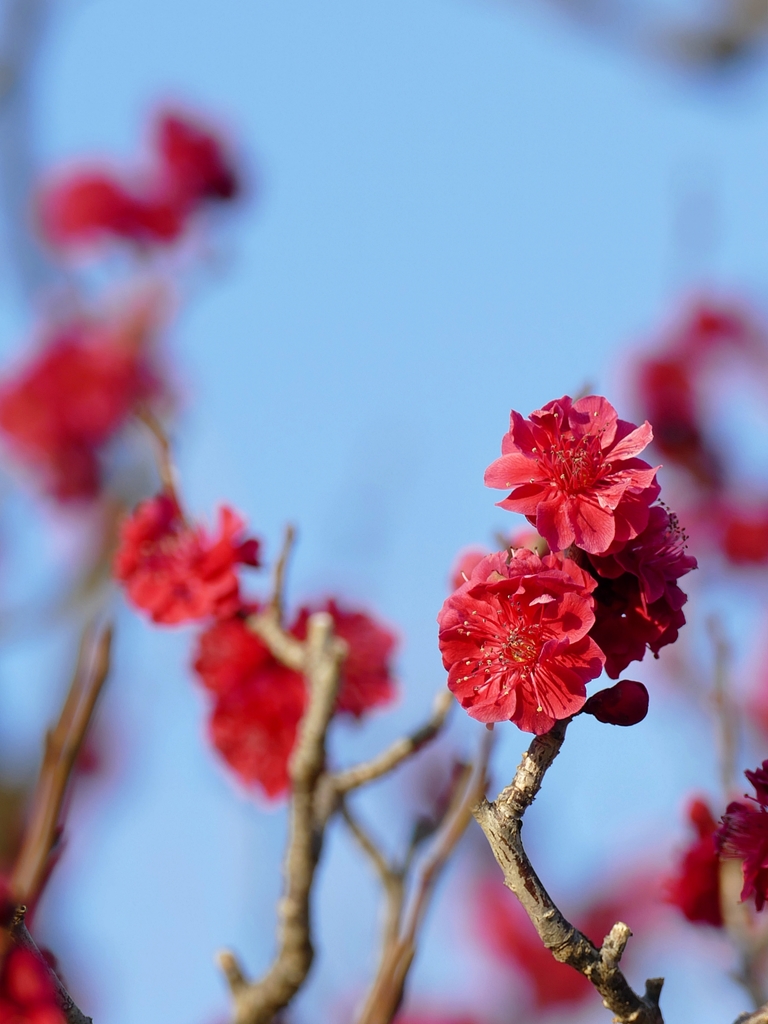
[217,950,247,994]
[601,921,632,967]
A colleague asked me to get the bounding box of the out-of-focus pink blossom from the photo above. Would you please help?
[717,762,768,912]
[114,493,260,624]
[666,798,723,927]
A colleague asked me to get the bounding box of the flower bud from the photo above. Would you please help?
[583,679,649,726]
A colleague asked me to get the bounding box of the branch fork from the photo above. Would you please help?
[473,719,665,1024]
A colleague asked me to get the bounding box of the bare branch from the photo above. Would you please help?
[736,1009,768,1024]
[220,611,346,1024]
[136,406,178,500]
[708,616,739,798]
[333,690,453,794]
[269,525,296,623]
[355,728,493,1024]
[341,801,395,887]
[11,624,112,906]
[247,609,305,673]
[9,906,92,1024]
[473,719,664,1024]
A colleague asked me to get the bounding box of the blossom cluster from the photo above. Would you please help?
[438,394,696,734]
[635,301,768,564]
[114,492,397,798]
[665,798,723,927]
[39,110,238,253]
[716,761,768,911]
[0,297,162,501]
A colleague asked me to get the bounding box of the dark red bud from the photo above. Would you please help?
[583,680,649,726]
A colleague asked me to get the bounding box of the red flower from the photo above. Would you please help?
[155,111,239,209]
[589,505,697,602]
[666,798,723,927]
[114,493,260,625]
[194,610,270,696]
[589,573,685,679]
[716,761,768,912]
[195,613,304,799]
[635,355,720,488]
[38,170,183,248]
[438,548,604,734]
[586,505,694,678]
[0,310,160,500]
[485,395,659,555]
[449,547,488,591]
[0,948,65,1024]
[208,659,306,799]
[719,505,768,564]
[291,599,398,717]
[583,679,649,726]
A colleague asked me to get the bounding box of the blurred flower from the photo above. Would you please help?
[38,171,183,249]
[195,598,396,796]
[666,798,723,927]
[195,612,305,799]
[114,493,260,625]
[582,679,649,726]
[208,658,306,800]
[717,761,768,911]
[37,107,240,254]
[718,505,768,565]
[449,547,488,591]
[0,948,65,1024]
[292,599,398,718]
[438,548,604,733]
[484,395,658,554]
[475,875,658,1010]
[155,110,239,209]
[0,302,162,500]
[635,355,720,488]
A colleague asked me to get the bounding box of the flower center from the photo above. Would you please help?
[537,434,604,495]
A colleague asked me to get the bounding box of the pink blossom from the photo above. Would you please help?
[484,395,659,555]
[438,548,604,734]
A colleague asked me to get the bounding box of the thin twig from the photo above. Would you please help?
[135,406,178,500]
[333,690,453,794]
[354,728,493,1024]
[341,801,395,886]
[473,719,664,1024]
[219,611,346,1024]
[269,525,296,623]
[8,907,92,1024]
[341,800,405,950]
[11,624,112,906]
[708,615,738,798]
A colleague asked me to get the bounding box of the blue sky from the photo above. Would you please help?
[0,1,767,1022]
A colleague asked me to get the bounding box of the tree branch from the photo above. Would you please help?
[472,719,664,1024]
[8,906,92,1024]
[268,525,295,623]
[354,728,493,1024]
[11,624,112,906]
[219,611,346,1024]
[333,690,453,795]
